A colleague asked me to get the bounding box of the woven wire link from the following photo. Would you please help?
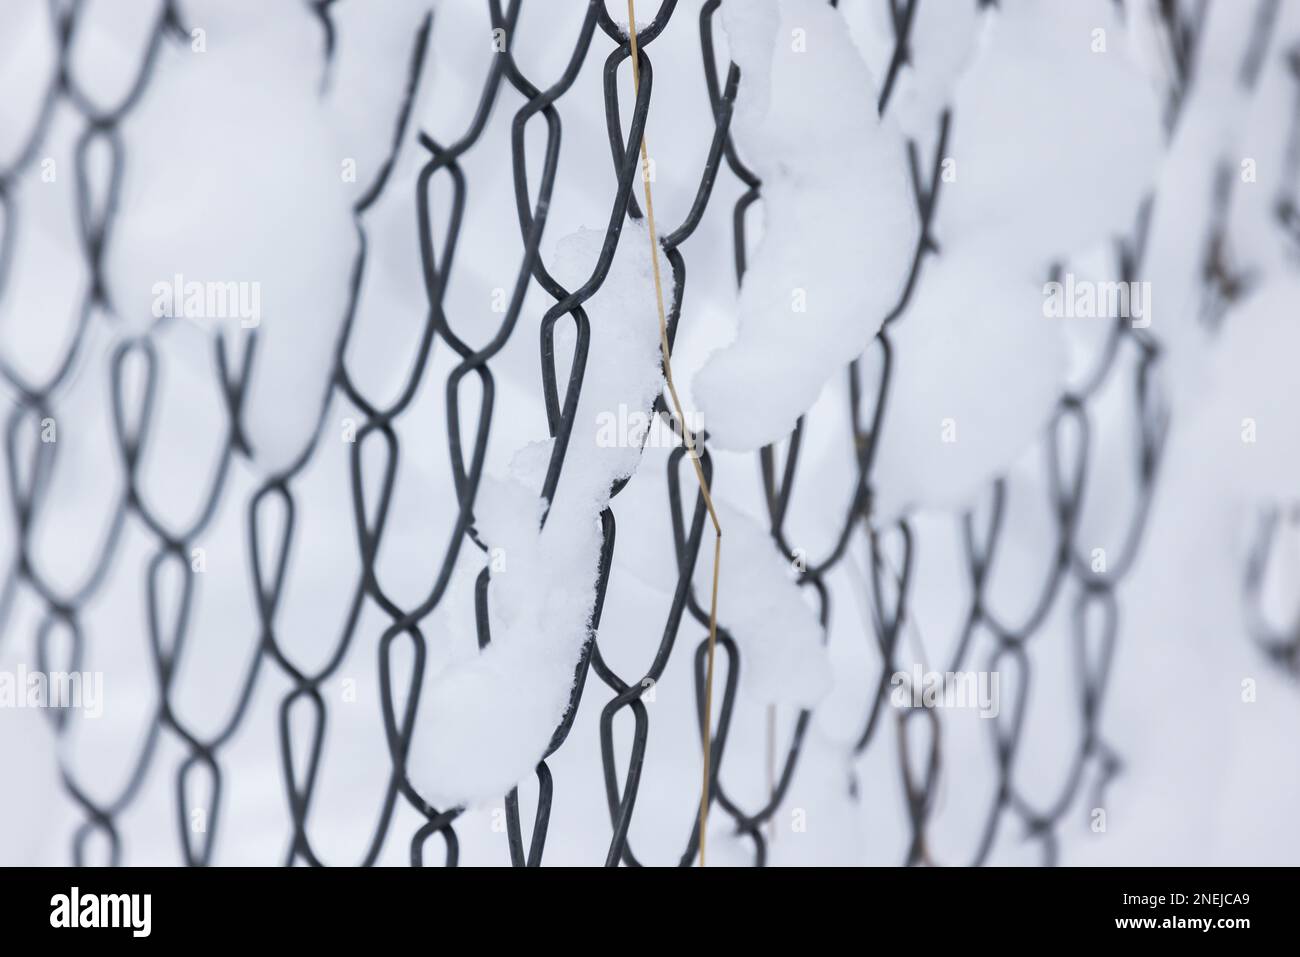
[0,0,1263,867]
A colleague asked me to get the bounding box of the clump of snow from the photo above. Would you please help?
[0,693,60,864]
[325,0,433,185]
[701,502,830,708]
[938,0,1162,269]
[409,222,668,807]
[870,248,1068,520]
[692,0,919,451]
[1189,278,1300,503]
[0,1,54,165]
[0,145,87,387]
[605,470,831,708]
[766,728,864,865]
[106,13,358,475]
[1140,73,1246,366]
[845,0,981,137]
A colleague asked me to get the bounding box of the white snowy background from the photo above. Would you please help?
[1,0,1299,866]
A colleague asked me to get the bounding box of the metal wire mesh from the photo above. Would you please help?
[0,0,1275,867]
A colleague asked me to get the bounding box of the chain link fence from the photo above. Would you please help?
[0,0,1292,867]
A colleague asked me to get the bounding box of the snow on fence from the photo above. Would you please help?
[1,0,1298,866]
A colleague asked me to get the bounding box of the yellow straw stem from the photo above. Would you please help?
[626,0,722,868]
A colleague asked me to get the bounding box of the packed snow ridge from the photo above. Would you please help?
[692,0,919,452]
